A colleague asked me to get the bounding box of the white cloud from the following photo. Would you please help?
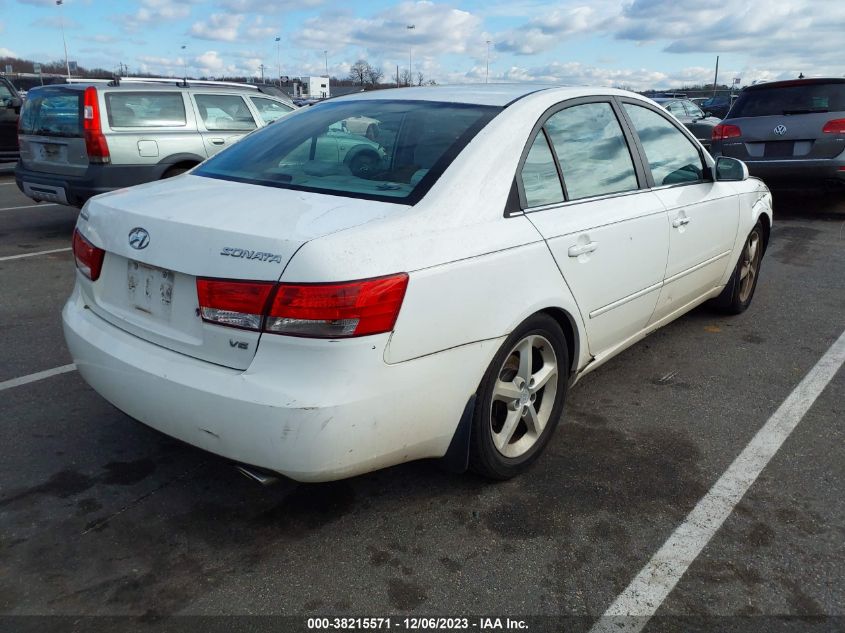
[244,16,277,40]
[119,0,197,31]
[219,0,324,12]
[190,13,244,42]
[0,47,17,57]
[298,1,483,57]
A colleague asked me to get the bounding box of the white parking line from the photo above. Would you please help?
[590,328,845,633]
[0,364,77,392]
[0,247,72,261]
[0,203,61,212]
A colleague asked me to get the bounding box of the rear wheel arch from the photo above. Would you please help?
[757,212,771,254]
[536,307,579,378]
[161,161,200,179]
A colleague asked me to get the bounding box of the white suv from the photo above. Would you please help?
[63,85,772,482]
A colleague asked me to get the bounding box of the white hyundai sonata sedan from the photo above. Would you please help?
[63,85,772,482]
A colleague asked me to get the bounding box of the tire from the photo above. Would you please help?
[469,314,569,480]
[712,221,764,314]
[349,152,379,178]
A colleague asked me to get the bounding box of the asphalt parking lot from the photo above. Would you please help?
[0,172,843,632]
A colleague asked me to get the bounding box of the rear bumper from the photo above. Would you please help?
[62,284,499,482]
[727,156,845,190]
[15,163,165,207]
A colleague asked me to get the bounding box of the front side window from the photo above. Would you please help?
[520,132,564,207]
[105,92,186,127]
[194,94,257,131]
[544,102,639,201]
[194,100,500,203]
[623,103,705,186]
[0,83,13,101]
[250,97,293,124]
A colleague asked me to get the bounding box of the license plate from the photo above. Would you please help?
[39,143,63,160]
[127,260,174,320]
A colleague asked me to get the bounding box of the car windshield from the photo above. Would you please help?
[730,82,845,117]
[19,87,82,138]
[194,99,501,204]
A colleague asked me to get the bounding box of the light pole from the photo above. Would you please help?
[406,24,415,86]
[181,45,188,80]
[486,40,491,83]
[324,50,328,77]
[275,37,281,85]
[259,64,266,83]
[56,0,70,78]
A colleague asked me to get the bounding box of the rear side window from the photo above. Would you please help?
[250,97,293,124]
[105,92,186,127]
[19,88,82,138]
[194,94,256,131]
[544,102,638,201]
[664,101,686,117]
[520,132,564,207]
[730,82,845,117]
[623,104,704,186]
[0,82,13,101]
[194,100,500,204]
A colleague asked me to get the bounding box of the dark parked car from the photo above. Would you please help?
[711,78,845,190]
[0,76,23,162]
[652,98,721,149]
[699,95,735,119]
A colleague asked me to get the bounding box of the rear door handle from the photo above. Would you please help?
[672,217,691,228]
[568,241,598,257]
[210,138,225,145]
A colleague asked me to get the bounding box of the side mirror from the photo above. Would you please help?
[715,156,749,182]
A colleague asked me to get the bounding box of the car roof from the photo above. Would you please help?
[328,84,642,107]
[743,77,845,92]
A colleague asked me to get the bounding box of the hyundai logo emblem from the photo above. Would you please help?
[128,227,150,250]
[773,124,787,136]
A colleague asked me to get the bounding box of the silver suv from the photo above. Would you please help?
[15,77,296,207]
[711,78,845,191]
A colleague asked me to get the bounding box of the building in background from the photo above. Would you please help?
[293,76,330,99]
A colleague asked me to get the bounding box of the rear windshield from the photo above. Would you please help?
[19,88,82,138]
[194,99,501,204]
[106,91,187,127]
[730,82,845,118]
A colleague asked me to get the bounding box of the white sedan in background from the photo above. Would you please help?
[64,85,772,482]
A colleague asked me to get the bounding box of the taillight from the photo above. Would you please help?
[196,279,275,330]
[195,273,409,338]
[72,229,105,281]
[83,86,110,163]
[266,274,409,338]
[822,118,845,134]
[712,123,742,141]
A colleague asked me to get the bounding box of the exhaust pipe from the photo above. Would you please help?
[235,464,280,486]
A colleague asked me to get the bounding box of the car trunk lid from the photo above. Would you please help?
[77,175,400,369]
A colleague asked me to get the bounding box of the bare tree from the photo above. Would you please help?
[400,69,412,86]
[365,65,384,86]
[348,59,369,86]
[415,71,425,86]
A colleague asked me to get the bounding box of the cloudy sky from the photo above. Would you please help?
[2,0,844,89]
